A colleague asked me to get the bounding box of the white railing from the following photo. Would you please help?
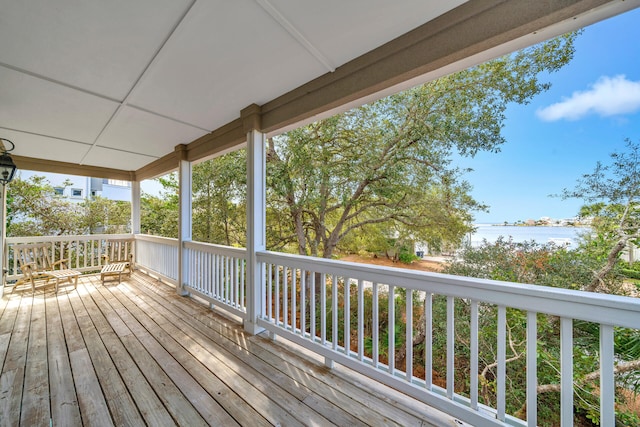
[134,237,248,319]
[6,234,134,281]
[256,251,640,427]
[9,233,638,426]
[183,241,247,319]
[134,234,179,284]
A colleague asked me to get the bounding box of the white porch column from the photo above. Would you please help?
[243,104,265,335]
[130,176,141,235]
[177,145,191,296]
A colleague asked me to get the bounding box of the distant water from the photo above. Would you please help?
[467,225,590,249]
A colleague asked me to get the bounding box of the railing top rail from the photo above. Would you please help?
[184,240,247,258]
[257,250,640,329]
[134,234,179,246]
[6,234,134,244]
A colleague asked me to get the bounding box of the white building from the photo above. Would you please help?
[18,171,131,202]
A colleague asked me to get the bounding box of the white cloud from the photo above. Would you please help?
[536,75,640,121]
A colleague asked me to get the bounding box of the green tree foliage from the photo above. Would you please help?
[7,175,130,236]
[140,151,247,245]
[141,174,179,238]
[446,237,604,291]
[82,196,131,234]
[192,150,246,246]
[266,34,578,259]
[561,138,640,292]
[443,239,640,425]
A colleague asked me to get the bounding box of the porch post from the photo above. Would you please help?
[130,175,141,235]
[177,145,191,296]
[243,104,265,335]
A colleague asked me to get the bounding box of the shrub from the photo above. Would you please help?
[398,250,418,264]
[621,268,640,280]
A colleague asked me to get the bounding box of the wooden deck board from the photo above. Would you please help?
[69,348,114,427]
[21,293,50,426]
[0,271,449,427]
[0,294,33,426]
[121,280,370,427]
[98,281,271,427]
[45,294,82,426]
[87,279,235,427]
[116,280,316,426]
[0,295,20,371]
[0,293,12,331]
[120,279,340,426]
[125,277,403,425]
[72,281,168,426]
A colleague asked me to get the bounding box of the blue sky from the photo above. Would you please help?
[457,8,640,224]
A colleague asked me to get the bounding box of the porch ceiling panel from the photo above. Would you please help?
[0,67,119,143]
[266,0,467,68]
[97,106,206,157]
[2,129,88,165]
[80,146,158,171]
[0,0,194,100]
[127,0,328,131]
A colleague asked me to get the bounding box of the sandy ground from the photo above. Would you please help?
[339,254,446,272]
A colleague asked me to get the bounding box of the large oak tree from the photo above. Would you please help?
[266,34,578,258]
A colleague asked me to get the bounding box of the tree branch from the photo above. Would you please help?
[536,359,640,394]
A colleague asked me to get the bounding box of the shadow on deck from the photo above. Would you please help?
[0,271,459,426]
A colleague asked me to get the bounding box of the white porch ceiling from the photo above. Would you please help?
[0,0,637,176]
[0,0,464,172]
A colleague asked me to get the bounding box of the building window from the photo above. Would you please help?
[53,187,64,196]
[103,179,130,187]
[71,188,83,198]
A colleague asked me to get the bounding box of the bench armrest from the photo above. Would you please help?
[51,259,69,269]
[19,262,37,275]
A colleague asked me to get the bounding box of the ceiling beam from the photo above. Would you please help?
[14,155,134,181]
[134,151,178,182]
[186,118,246,163]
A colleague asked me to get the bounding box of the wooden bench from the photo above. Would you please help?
[102,239,135,270]
[100,262,129,284]
[14,242,81,293]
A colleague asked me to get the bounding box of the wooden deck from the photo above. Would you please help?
[0,271,456,427]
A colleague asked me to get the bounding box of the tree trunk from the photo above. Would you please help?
[395,300,427,367]
[292,208,306,256]
[587,237,628,292]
